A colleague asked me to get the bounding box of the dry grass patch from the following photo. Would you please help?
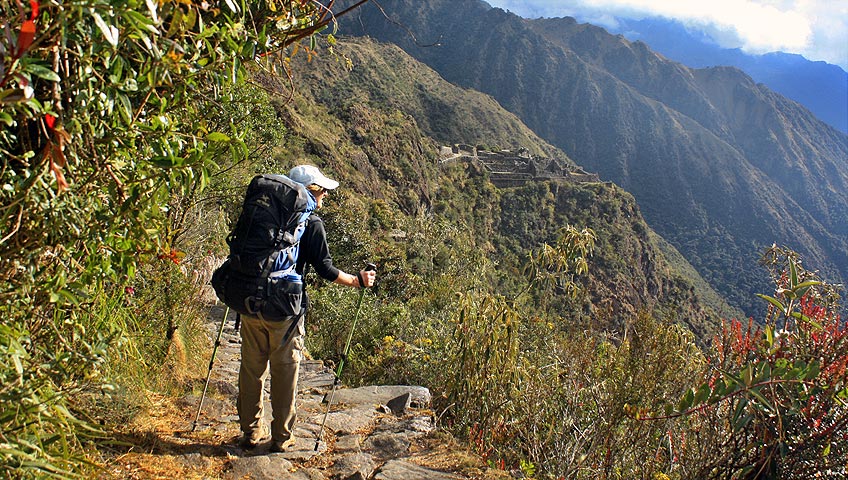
[410,432,512,479]
[97,391,236,479]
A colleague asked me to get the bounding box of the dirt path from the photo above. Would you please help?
[101,305,505,480]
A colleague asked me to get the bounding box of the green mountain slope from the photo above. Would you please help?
[283,36,739,337]
[291,39,564,159]
[336,0,848,316]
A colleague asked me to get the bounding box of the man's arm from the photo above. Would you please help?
[302,216,376,288]
[333,269,376,289]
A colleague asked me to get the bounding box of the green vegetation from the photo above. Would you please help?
[1,0,356,476]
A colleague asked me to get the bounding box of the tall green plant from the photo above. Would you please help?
[0,0,367,475]
[511,313,704,479]
[425,224,597,471]
[519,224,596,306]
[442,292,522,433]
[660,248,847,479]
[0,315,112,478]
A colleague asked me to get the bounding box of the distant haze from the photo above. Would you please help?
[486,0,848,71]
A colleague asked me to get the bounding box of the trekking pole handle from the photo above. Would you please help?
[357,263,377,288]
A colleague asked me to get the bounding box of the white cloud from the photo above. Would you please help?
[486,0,848,69]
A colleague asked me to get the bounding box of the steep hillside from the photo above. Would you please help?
[292,39,564,159]
[284,36,737,337]
[336,0,848,315]
[601,17,848,134]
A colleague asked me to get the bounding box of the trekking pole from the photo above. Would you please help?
[192,305,231,432]
[314,263,376,451]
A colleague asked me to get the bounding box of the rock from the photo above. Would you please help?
[339,473,367,480]
[329,386,431,408]
[221,332,240,344]
[212,379,238,396]
[300,372,336,390]
[308,405,378,435]
[295,468,327,480]
[300,393,327,405]
[363,432,410,461]
[300,360,327,373]
[386,393,411,416]
[373,415,434,436]
[400,415,435,434]
[224,455,294,480]
[330,452,376,480]
[373,459,462,480]
[184,396,233,426]
[294,423,322,439]
[334,434,363,453]
[267,435,326,461]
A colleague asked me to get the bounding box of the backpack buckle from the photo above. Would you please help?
[245,296,263,315]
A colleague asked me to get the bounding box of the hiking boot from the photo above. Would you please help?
[269,437,296,453]
[238,425,269,450]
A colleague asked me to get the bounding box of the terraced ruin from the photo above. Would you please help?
[440,145,600,187]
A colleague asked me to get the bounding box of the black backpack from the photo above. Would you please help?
[211,174,316,321]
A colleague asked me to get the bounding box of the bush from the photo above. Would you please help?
[1,0,355,472]
[669,249,848,479]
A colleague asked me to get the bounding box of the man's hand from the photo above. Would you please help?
[337,263,377,289]
[357,268,376,288]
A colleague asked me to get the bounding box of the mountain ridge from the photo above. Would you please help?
[286,35,737,335]
[600,16,848,134]
[336,0,848,315]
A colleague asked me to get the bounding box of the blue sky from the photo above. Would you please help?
[485,0,848,70]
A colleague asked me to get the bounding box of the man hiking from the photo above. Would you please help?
[237,164,377,452]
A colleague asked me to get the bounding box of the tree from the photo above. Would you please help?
[0,0,367,476]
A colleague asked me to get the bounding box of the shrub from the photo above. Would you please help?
[0,0,359,473]
[665,248,847,479]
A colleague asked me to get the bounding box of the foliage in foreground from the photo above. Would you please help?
[0,0,361,476]
[323,222,846,479]
[668,248,848,479]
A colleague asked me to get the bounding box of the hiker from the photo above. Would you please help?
[237,164,377,452]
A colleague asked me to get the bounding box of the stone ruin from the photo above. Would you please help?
[440,144,600,188]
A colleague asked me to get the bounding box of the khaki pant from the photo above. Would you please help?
[237,314,304,444]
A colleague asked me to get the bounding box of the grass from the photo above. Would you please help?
[95,391,236,479]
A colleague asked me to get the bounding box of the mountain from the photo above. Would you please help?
[336,0,848,315]
[601,17,848,134]
[284,36,738,336]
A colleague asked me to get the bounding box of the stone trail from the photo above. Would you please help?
[184,305,499,480]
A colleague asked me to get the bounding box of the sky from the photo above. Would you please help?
[485,0,848,70]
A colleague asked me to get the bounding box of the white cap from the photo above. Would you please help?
[288,165,339,190]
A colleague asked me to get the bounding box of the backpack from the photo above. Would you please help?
[211,174,316,321]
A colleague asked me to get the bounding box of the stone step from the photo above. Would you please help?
[197,308,476,479]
